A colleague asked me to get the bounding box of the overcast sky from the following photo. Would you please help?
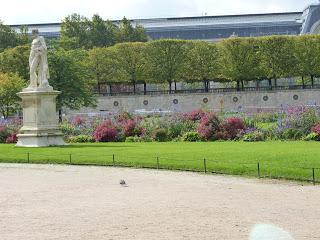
[0,0,317,25]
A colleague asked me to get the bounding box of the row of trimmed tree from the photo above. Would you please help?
[87,35,320,93]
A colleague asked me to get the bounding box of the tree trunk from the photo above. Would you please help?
[311,75,314,88]
[268,78,272,90]
[58,109,62,123]
[168,81,172,93]
[109,84,112,95]
[274,78,277,88]
[236,80,240,91]
[241,80,244,90]
[174,81,177,92]
[143,82,147,95]
[302,76,305,89]
[133,82,136,94]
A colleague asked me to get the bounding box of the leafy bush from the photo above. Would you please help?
[168,120,196,139]
[281,128,304,140]
[311,123,320,135]
[221,117,246,140]
[183,109,206,121]
[243,131,265,142]
[93,120,118,142]
[6,133,17,143]
[154,128,168,142]
[68,135,94,143]
[125,136,146,142]
[303,132,320,141]
[182,132,202,142]
[197,113,220,140]
[0,125,10,143]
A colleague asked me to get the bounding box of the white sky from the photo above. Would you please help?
[0,0,317,25]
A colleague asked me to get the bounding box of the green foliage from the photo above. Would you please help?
[0,21,29,52]
[154,128,168,142]
[125,136,145,142]
[0,45,29,80]
[183,41,220,81]
[145,39,188,90]
[303,132,320,141]
[116,17,148,43]
[0,72,25,118]
[242,131,266,142]
[60,14,147,50]
[67,135,94,143]
[48,48,97,111]
[182,132,202,142]
[281,128,304,140]
[112,42,148,89]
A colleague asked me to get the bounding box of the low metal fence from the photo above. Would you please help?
[0,152,319,185]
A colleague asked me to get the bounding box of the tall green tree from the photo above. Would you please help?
[0,45,29,80]
[88,46,126,94]
[0,72,25,118]
[219,37,262,90]
[145,39,188,92]
[294,35,320,87]
[116,17,148,43]
[183,41,221,92]
[112,42,147,93]
[48,48,97,120]
[0,21,29,52]
[259,36,297,88]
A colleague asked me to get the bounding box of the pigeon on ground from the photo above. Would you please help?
[120,179,127,187]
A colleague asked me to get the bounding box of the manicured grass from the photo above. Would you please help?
[0,141,320,182]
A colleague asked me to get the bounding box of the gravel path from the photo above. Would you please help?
[0,164,319,240]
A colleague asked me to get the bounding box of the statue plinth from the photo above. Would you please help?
[16,88,66,147]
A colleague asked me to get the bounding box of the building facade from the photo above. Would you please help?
[10,2,320,41]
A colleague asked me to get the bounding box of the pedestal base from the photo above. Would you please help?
[16,133,66,147]
[16,89,66,147]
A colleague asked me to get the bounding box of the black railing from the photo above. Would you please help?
[96,84,320,96]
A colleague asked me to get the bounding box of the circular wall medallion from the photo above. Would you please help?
[293,95,299,100]
[203,98,208,103]
[263,96,269,102]
[143,100,148,106]
[233,97,239,103]
[173,99,178,104]
[113,101,119,107]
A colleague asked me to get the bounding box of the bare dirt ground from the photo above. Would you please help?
[0,164,319,240]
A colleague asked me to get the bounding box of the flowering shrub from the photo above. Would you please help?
[221,117,246,140]
[183,109,206,122]
[6,133,17,143]
[311,123,320,135]
[72,116,86,126]
[68,135,94,143]
[197,113,220,140]
[93,120,118,142]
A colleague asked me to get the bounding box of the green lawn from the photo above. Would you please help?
[0,141,319,182]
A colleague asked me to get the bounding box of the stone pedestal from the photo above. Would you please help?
[16,89,66,147]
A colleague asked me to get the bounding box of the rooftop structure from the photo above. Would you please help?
[10,2,320,40]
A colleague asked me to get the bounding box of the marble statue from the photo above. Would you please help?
[17,29,65,147]
[27,29,52,90]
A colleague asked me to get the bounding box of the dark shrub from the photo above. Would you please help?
[221,117,246,140]
[197,113,220,140]
[0,126,10,143]
[154,128,168,142]
[93,120,118,142]
[6,133,17,143]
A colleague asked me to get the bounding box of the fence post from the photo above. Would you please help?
[69,154,72,164]
[204,158,207,174]
[112,154,115,167]
[257,162,261,178]
[312,168,316,186]
[27,152,30,163]
[157,156,159,170]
